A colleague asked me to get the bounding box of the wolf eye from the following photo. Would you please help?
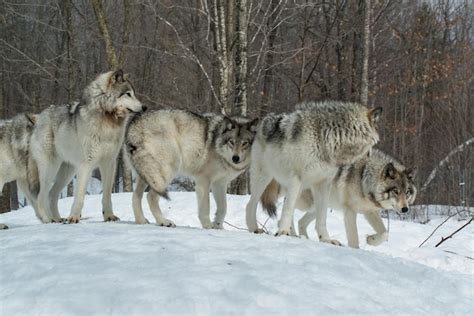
[228,140,235,146]
[126,92,132,97]
[392,188,399,195]
[242,141,249,147]
[407,189,413,196]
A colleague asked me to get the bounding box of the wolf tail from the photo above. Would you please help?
[27,155,40,197]
[260,179,280,217]
[124,142,170,200]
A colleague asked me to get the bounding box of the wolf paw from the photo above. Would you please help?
[0,224,8,230]
[275,229,291,237]
[321,239,342,246]
[366,232,388,246]
[135,218,150,225]
[52,217,65,223]
[157,219,176,228]
[67,215,81,224]
[201,221,213,229]
[104,214,120,222]
[212,222,224,229]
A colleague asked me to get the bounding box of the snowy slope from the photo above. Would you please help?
[1,192,473,315]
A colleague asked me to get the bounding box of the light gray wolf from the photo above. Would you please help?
[245,101,382,238]
[0,113,40,228]
[30,70,145,223]
[260,149,417,248]
[125,110,258,228]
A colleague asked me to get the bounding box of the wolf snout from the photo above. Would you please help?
[232,155,240,164]
[142,105,148,112]
[401,207,409,213]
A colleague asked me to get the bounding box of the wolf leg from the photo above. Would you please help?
[344,210,359,248]
[364,212,388,246]
[211,180,227,229]
[67,164,93,223]
[276,177,301,236]
[298,211,316,238]
[49,163,75,222]
[312,183,341,246]
[245,170,272,234]
[17,179,41,220]
[147,189,175,227]
[132,176,149,224]
[36,161,61,223]
[195,177,212,229]
[100,160,119,222]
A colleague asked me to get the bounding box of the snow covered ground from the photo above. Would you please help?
[1,192,473,315]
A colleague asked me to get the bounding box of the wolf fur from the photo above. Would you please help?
[30,70,145,223]
[0,113,40,226]
[260,149,417,248]
[126,109,258,229]
[245,100,382,238]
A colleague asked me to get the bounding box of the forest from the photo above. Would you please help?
[0,0,472,219]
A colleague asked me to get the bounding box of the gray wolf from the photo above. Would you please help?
[0,113,40,227]
[125,110,258,228]
[260,149,417,248]
[30,70,145,223]
[245,101,382,237]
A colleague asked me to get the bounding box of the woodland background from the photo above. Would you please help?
[0,0,472,220]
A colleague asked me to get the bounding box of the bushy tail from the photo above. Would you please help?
[124,142,170,200]
[260,179,281,217]
[27,155,40,197]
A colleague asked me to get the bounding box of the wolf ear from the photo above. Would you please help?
[406,167,417,180]
[111,69,124,83]
[124,73,131,81]
[247,118,259,133]
[223,116,235,130]
[368,107,383,125]
[24,113,36,125]
[383,163,396,179]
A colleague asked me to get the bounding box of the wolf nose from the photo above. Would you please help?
[232,155,240,163]
[401,207,409,213]
[142,106,148,113]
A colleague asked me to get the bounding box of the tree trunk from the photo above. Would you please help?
[229,0,249,195]
[233,0,248,116]
[360,0,370,105]
[0,184,11,214]
[65,0,75,197]
[212,0,232,114]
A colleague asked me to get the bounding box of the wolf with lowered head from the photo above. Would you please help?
[30,70,145,223]
[126,110,258,229]
[260,149,417,248]
[246,101,382,238]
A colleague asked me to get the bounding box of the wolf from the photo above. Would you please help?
[30,70,145,223]
[0,113,40,228]
[260,149,417,248]
[245,101,382,238]
[125,110,258,229]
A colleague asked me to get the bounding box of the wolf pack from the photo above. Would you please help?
[0,70,417,248]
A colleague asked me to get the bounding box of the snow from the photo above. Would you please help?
[1,192,473,315]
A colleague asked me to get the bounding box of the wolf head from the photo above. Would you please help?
[82,70,146,118]
[375,163,417,214]
[215,116,259,167]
